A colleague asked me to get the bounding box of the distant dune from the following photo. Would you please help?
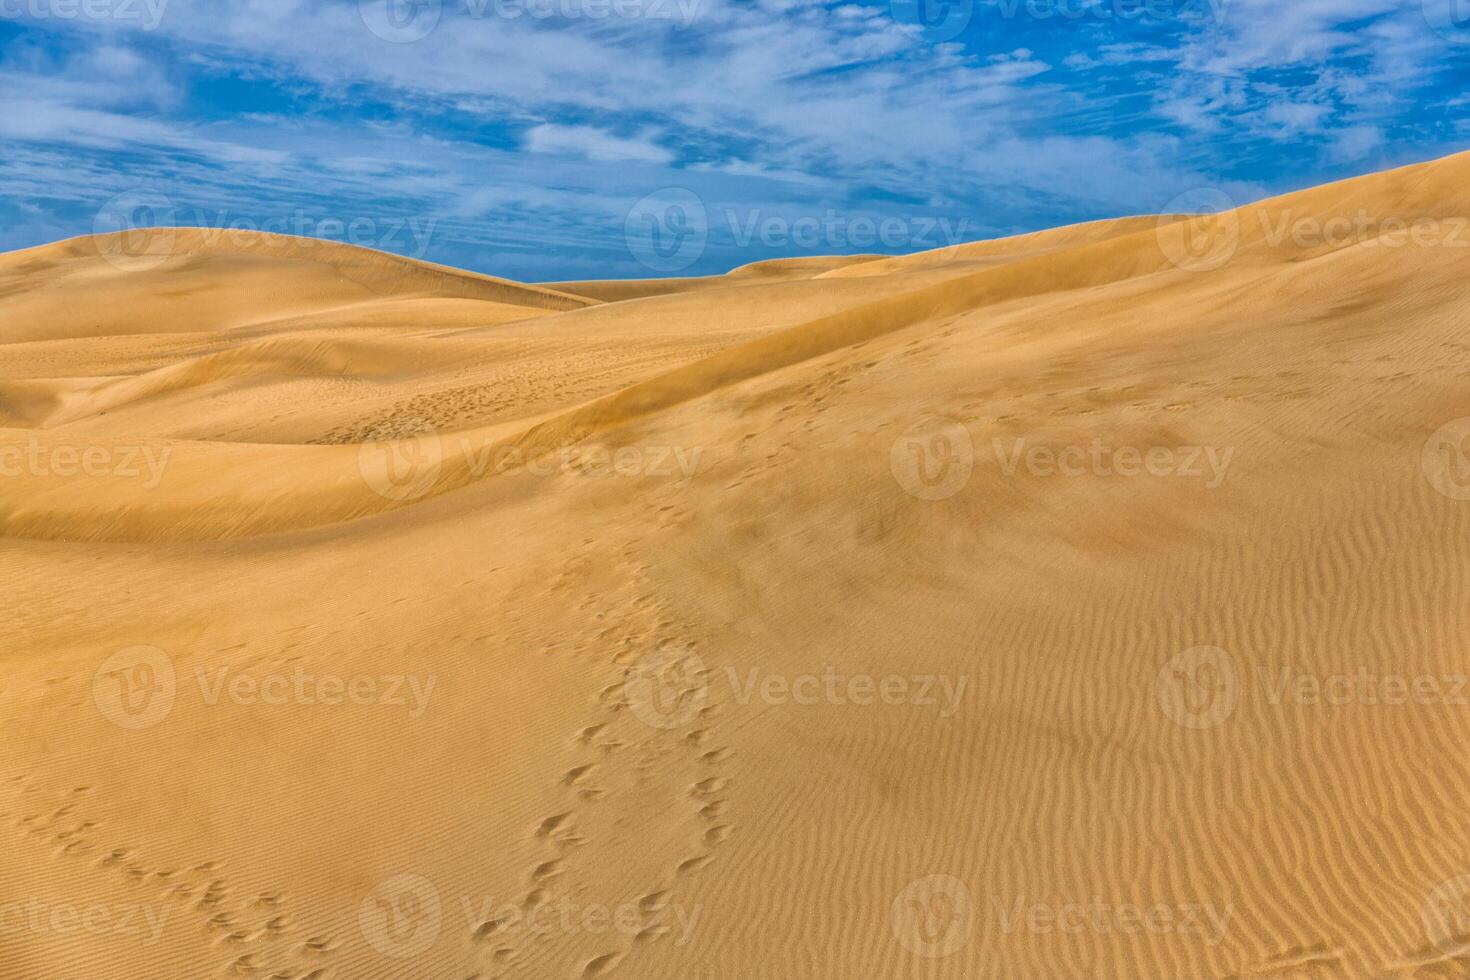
[5,151,1470,979]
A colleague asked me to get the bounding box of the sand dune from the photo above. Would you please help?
[5,151,1470,978]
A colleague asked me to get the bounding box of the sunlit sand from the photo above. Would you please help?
[5,150,1470,978]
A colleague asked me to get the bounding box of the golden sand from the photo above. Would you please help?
[5,151,1470,978]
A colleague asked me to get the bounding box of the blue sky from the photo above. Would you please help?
[2,0,1469,280]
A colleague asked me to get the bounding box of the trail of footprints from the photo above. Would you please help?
[0,773,342,978]
[6,466,725,978]
[724,351,884,492]
[312,347,704,447]
[467,497,733,978]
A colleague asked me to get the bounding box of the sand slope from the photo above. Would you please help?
[5,152,1470,979]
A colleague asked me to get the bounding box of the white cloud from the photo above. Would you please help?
[524,124,673,164]
[1263,100,1331,134]
[1329,124,1384,162]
